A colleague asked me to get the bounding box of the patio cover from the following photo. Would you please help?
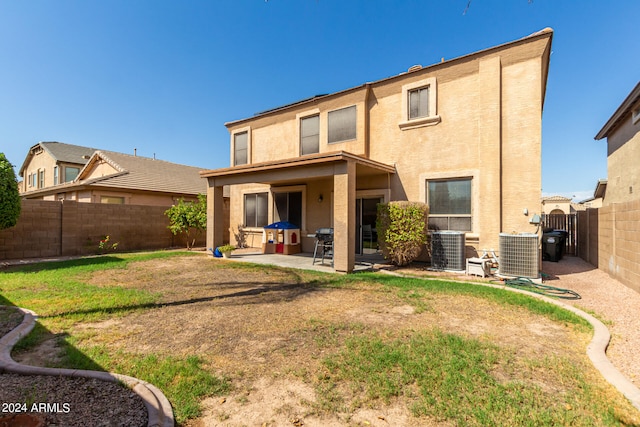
[200,151,395,272]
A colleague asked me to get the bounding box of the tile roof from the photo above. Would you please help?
[41,141,97,164]
[80,150,207,195]
[541,195,573,202]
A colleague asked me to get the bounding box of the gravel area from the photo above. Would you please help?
[0,306,148,427]
[541,256,640,386]
[0,373,148,427]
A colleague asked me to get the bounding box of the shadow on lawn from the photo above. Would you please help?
[1,255,123,273]
[41,280,322,319]
[0,293,105,372]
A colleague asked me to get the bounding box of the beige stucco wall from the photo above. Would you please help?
[20,149,57,192]
[541,199,572,214]
[227,88,369,165]
[20,152,85,193]
[606,113,640,205]
[219,32,551,259]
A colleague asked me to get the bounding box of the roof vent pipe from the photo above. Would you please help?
[134,148,137,156]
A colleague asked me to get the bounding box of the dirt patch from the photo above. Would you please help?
[24,255,593,426]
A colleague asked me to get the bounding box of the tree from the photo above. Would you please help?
[376,201,429,266]
[0,153,21,230]
[164,194,207,250]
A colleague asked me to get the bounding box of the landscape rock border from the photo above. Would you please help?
[0,307,174,427]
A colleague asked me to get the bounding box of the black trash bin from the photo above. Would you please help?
[542,230,566,262]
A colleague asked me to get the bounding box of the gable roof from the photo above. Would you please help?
[19,141,97,176]
[595,81,640,140]
[78,150,207,195]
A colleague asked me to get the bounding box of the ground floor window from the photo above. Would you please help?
[100,196,125,204]
[427,178,472,231]
[273,191,302,227]
[244,192,268,227]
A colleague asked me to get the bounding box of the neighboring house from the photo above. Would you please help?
[595,82,640,205]
[20,144,207,206]
[577,179,606,209]
[541,195,573,215]
[19,141,96,193]
[201,29,553,272]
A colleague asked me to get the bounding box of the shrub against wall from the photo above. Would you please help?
[0,153,21,230]
[164,194,207,250]
[376,201,429,266]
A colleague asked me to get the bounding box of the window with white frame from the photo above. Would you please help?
[400,77,440,129]
[38,169,45,189]
[273,191,302,227]
[234,131,248,166]
[53,166,59,185]
[244,192,268,228]
[427,178,472,231]
[328,106,356,143]
[300,114,320,155]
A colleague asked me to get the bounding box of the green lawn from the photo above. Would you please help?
[1,251,638,426]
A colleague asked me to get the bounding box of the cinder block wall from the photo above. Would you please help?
[578,201,640,294]
[0,200,207,261]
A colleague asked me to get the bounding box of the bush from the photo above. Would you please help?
[376,201,429,266]
[0,153,21,230]
[165,194,207,250]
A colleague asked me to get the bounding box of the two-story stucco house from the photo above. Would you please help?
[19,141,96,193]
[595,81,640,205]
[19,141,207,206]
[201,29,553,272]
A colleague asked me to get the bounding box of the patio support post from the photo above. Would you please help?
[333,161,356,272]
[207,183,225,251]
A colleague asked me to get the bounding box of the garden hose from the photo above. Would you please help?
[501,277,581,300]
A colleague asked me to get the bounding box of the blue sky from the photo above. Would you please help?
[1,1,637,202]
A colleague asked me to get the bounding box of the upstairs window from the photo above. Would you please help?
[65,167,80,183]
[427,178,472,232]
[409,87,430,119]
[38,169,45,189]
[400,77,440,130]
[300,115,320,155]
[328,106,356,143]
[234,131,248,166]
[53,166,59,185]
[633,106,640,125]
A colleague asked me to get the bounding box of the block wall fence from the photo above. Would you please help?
[578,200,640,294]
[0,200,210,261]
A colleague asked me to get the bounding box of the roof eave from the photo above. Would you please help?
[595,81,640,140]
[225,28,554,129]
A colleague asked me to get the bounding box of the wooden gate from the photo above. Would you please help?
[541,214,577,255]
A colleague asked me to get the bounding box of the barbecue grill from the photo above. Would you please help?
[312,228,334,266]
